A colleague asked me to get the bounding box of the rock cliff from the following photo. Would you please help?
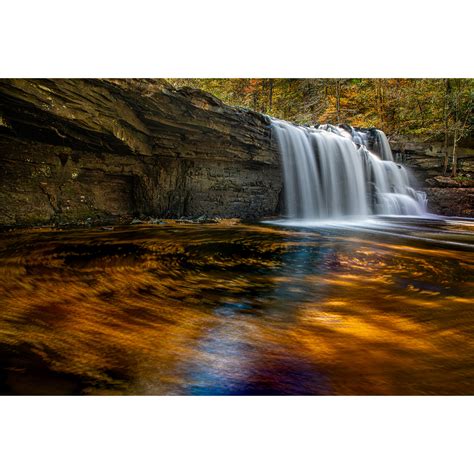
[0,79,281,226]
[390,138,474,217]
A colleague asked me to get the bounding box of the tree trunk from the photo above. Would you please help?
[335,80,341,123]
[268,79,273,112]
[375,79,382,126]
[261,80,266,113]
[377,79,385,126]
[451,80,461,177]
[443,79,450,175]
[451,129,458,177]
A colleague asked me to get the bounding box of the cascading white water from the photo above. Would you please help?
[373,129,394,161]
[272,119,427,220]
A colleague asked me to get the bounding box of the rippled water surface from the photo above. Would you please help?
[0,217,473,395]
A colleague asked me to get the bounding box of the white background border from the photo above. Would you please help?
[2,0,473,77]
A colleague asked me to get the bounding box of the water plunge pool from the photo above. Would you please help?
[0,217,472,395]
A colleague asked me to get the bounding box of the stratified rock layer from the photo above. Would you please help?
[0,79,281,225]
[390,138,474,217]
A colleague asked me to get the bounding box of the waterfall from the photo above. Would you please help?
[373,129,394,161]
[272,119,427,220]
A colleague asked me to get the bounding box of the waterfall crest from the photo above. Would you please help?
[272,119,427,220]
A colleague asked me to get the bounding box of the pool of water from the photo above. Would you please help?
[0,216,473,395]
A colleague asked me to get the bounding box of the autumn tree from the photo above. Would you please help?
[167,78,473,156]
[442,79,473,176]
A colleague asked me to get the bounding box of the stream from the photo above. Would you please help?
[0,216,473,395]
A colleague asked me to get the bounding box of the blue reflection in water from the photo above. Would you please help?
[184,228,334,395]
[213,301,253,318]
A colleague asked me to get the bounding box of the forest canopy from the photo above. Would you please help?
[169,79,473,142]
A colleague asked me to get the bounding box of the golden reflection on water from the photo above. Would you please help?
[0,220,473,395]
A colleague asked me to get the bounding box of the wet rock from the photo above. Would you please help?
[425,175,474,188]
[175,215,219,224]
[425,187,474,217]
[147,217,165,225]
[196,215,219,224]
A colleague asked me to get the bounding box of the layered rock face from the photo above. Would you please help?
[390,139,474,217]
[0,79,281,226]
